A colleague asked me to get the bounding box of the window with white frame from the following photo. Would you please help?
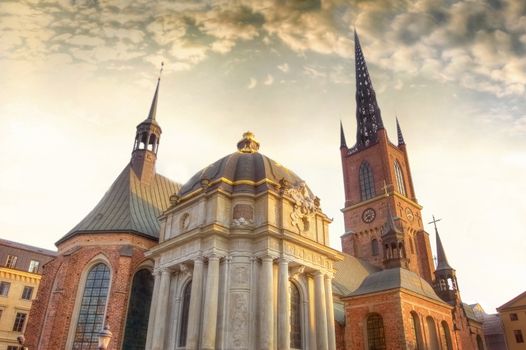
[28,260,40,273]
[5,255,17,268]
[12,312,27,332]
[0,281,10,296]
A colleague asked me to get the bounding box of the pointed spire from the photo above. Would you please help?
[340,120,347,148]
[435,226,453,271]
[146,62,163,121]
[384,205,402,235]
[396,117,405,146]
[354,29,384,150]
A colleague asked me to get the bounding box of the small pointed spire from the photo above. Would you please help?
[435,227,453,271]
[396,117,405,146]
[340,120,347,148]
[429,215,453,271]
[147,62,164,121]
[354,29,384,150]
[384,205,402,235]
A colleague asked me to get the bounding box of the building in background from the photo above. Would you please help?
[498,291,526,350]
[0,239,56,350]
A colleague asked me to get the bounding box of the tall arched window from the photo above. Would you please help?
[123,269,154,350]
[366,313,386,350]
[72,263,110,349]
[394,161,406,196]
[178,281,192,347]
[359,162,375,200]
[371,239,379,256]
[426,316,440,350]
[410,312,424,350]
[290,282,302,349]
[440,321,453,350]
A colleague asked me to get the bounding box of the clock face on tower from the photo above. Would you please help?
[362,208,376,223]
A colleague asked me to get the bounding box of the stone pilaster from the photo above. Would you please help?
[186,257,204,350]
[152,268,171,350]
[325,274,336,350]
[314,271,328,350]
[259,256,274,350]
[278,258,291,350]
[145,269,161,350]
[202,254,220,349]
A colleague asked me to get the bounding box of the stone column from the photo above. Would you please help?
[325,274,336,350]
[259,256,274,350]
[201,254,220,349]
[152,268,172,350]
[278,258,290,350]
[314,271,328,350]
[145,269,161,350]
[186,257,204,350]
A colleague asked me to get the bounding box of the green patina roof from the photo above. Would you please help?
[57,164,179,245]
[348,267,444,303]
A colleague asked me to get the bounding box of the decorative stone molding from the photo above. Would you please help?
[179,263,192,278]
[283,181,319,232]
[289,265,305,279]
[232,204,254,226]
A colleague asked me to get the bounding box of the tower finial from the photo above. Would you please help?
[353,29,384,150]
[340,120,347,148]
[147,62,164,121]
[396,117,405,146]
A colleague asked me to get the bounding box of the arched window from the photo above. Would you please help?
[178,281,192,347]
[366,313,386,350]
[426,316,440,350]
[371,239,379,256]
[72,263,111,349]
[123,269,154,350]
[410,312,424,350]
[359,162,375,200]
[148,134,156,152]
[290,282,302,349]
[394,161,406,196]
[440,321,453,350]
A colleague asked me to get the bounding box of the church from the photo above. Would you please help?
[25,32,487,350]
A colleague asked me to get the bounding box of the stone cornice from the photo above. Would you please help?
[0,267,41,284]
[341,192,423,213]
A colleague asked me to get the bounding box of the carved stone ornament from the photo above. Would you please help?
[284,181,318,232]
[236,131,260,153]
[290,265,305,279]
[179,263,192,278]
[169,194,180,206]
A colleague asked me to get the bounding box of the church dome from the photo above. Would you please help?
[177,132,312,200]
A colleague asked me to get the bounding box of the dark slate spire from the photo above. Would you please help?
[384,205,402,236]
[354,29,384,150]
[147,77,160,121]
[396,117,405,146]
[340,120,347,148]
[435,226,454,271]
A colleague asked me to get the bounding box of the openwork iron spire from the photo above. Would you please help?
[396,118,405,146]
[354,30,383,150]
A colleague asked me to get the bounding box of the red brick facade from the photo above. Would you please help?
[25,233,155,350]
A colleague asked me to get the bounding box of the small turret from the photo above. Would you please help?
[430,216,460,304]
[131,65,163,184]
[382,206,408,269]
[396,118,405,146]
[340,120,347,149]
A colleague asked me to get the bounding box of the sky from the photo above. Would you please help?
[1,0,525,313]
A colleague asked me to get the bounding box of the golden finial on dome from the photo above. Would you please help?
[237,131,260,153]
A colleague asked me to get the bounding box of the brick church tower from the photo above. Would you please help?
[339,31,435,284]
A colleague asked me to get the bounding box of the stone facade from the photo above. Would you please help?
[146,134,343,350]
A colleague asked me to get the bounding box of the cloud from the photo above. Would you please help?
[277,63,289,73]
[247,77,257,89]
[1,0,525,97]
[263,74,274,85]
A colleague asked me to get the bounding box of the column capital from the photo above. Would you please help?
[205,253,221,262]
[278,257,291,265]
[193,255,204,264]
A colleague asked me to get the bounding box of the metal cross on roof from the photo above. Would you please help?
[428,215,442,234]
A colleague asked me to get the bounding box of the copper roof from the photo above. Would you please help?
[57,164,179,244]
[333,253,380,295]
[347,267,444,303]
